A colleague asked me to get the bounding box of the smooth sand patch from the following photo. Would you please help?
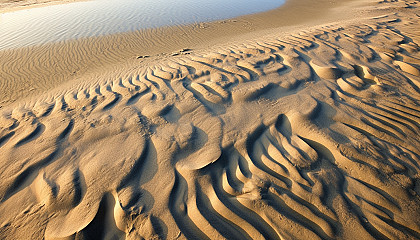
[0,0,82,13]
[0,0,419,239]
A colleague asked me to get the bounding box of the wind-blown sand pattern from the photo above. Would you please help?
[1,0,420,239]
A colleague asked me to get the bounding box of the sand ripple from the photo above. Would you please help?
[0,3,420,239]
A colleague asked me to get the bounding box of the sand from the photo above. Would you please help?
[0,0,419,239]
[0,0,81,12]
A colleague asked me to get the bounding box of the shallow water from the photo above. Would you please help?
[0,0,285,49]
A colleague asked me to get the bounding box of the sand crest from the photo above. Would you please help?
[0,0,420,239]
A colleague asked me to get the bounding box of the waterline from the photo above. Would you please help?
[0,0,286,49]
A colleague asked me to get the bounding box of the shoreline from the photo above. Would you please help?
[0,0,385,106]
[0,0,419,239]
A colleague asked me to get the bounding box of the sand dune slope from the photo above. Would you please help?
[1,6,420,240]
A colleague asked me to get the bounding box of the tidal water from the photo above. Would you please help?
[0,0,285,49]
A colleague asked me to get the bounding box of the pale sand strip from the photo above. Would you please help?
[0,0,82,13]
[0,0,420,239]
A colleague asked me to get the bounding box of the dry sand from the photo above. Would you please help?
[0,0,80,12]
[0,0,420,239]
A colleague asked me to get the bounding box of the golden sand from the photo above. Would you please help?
[0,0,419,239]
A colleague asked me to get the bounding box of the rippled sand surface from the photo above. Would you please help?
[0,0,419,239]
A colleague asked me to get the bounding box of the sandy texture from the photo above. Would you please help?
[0,0,420,239]
[0,0,370,106]
[0,0,80,12]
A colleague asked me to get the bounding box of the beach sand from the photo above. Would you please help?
[0,0,80,12]
[0,0,419,239]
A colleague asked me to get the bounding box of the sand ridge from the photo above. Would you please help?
[0,0,377,107]
[0,0,420,239]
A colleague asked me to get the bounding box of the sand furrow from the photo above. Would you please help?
[1,2,420,239]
